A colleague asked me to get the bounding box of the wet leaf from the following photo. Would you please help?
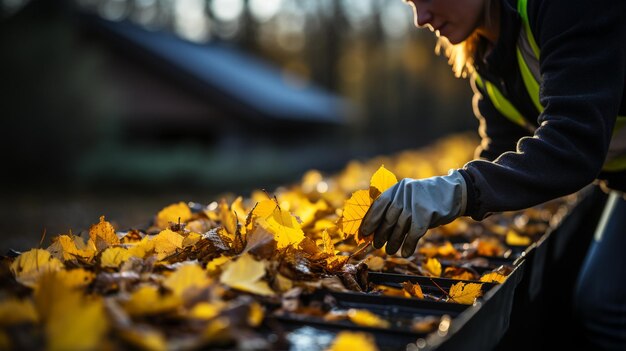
[449,282,482,305]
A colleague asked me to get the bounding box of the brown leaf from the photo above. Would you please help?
[243,225,277,260]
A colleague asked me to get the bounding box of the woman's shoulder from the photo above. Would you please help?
[525,0,624,48]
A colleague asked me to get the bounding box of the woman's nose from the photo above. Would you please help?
[409,1,433,27]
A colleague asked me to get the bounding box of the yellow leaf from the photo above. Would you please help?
[56,268,95,288]
[475,238,505,257]
[259,209,305,249]
[505,229,532,246]
[47,235,90,261]
[251,199,278,219]
[89,216,120,249]
[0,298,38,326]
[182,232,202,248]
[188,302,222,320]
[325,255,350,272]
[277,191,327,227]
[163,263,210,297]
[313,219,337,233]
[155,202,192,229]
[206,255,231,273]
[10,249,64,287]
[219,199,238,237]
[424,258,442,277]
[401,281,424,299]
[120,328,167,351]
[124,285,181,316]
[449,282,483,305]
[480,272,507,284]
[327,331,379,351]
[361,256,385,271]
[443,267,476,281]
[369,165,398,198]
[341,190,372,237]
[231,196,248,224]
[219,253,274,296]
[252,199,304,248]
[202,317,231,343]
[347,309,390,328]
[34,272,108,351]
[321,230,335,256]
[100,247,133,268]
[376,285,406,298]
[247,302,264,327]
[152,229,184,260]
[274,273,293,292]
[127,237,155,258]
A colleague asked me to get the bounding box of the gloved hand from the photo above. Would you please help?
[359,169,467,258]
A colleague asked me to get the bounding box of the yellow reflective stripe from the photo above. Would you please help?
[475,74,534,131]
[516,47,543,113]
[602,116,626,171]
[615,115,626,131]
[602,157,626,172]
[517,0,540,58]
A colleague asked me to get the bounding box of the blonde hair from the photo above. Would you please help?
[435,0,498,78]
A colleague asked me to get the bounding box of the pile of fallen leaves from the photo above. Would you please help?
[0,134,573,351]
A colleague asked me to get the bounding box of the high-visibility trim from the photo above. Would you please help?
[603,116,626,171]
[517,0,540,58]
[475,74,535,132]
[476,0,626,172]
[516,47,544,113]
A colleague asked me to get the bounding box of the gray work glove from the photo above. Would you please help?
[360,169,467,258]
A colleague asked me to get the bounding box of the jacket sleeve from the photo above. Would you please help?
[461,0,626,220]
[470,75,531,161]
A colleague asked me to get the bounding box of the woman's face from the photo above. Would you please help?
[406,0,486,44]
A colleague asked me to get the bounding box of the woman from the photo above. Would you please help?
[360,0,626,349]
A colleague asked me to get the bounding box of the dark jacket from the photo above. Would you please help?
[458,0,626,220]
